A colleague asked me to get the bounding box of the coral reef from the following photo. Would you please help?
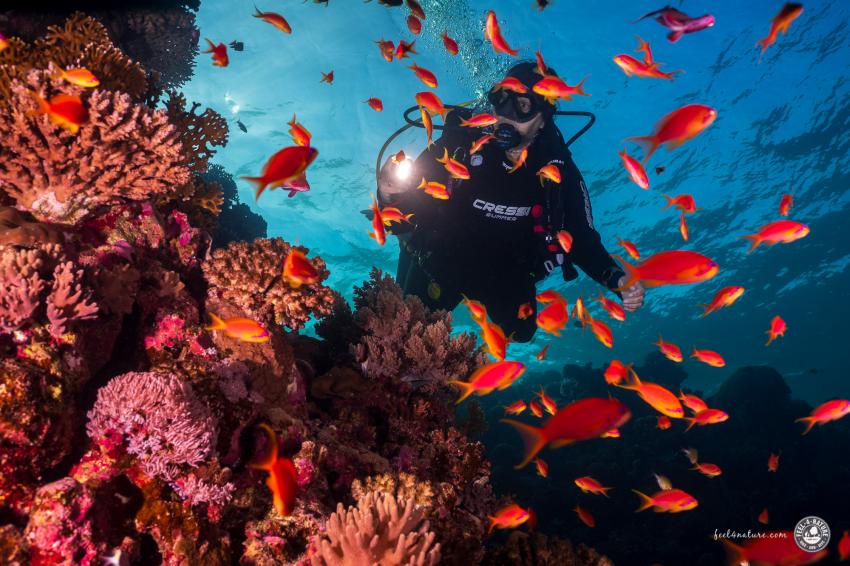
[483,532,613,566]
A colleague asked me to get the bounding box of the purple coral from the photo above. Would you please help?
[86,371,217,481]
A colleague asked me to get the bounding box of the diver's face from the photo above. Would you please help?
[496,105,545,153]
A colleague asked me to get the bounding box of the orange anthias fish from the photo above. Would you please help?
[574,505,595,527]
[365,97,383,112]
[536,388,557,416]
[320,70,334,84]
[741,219,810,253]
[485,10,519,56]
[758,507,769,525]
[618,149,649,189]
[0,33,8,52]
[488,503,534,533]
[494,76,528,94]
[517,302,534,320]
[838,530,850,561]
[720,531,827,566]
[532,75,589,104]
[283,248,320,288]
[597,293,625,322]
[656,415,672,430]
[691,347,725,367]
[535,342,551,361]
[572,296,589,328]
[575,476,612,497]
[555,230,573,253]
[612,250,719,290]
[613,37,682,80]
[408,62,438,88]
[537,164,561,186]
[253,6,292,33]
[795,399,850,435]
[379,206,414,225]
[441,31,459,55]
[504,400,527,415]
[206,313,270,343]
[375,38,395,62]
[449,360,526,404]
[406,0,426,20]
[633,487,698,513]
[251,424,298,517]
[395,39,417,59]
[779,193,794,216]
[756,3,804,62]
[685,408,729,431]
[767,452,780,472]
[602,427,620,438]
[462,294,487,325]
[390,149,406,164]
[534,49,549,76]
[420,107,434,147]
[604,360,632,385]
[765,315,787,346]
[407,15,422,35]
[663,194,698,214]
[528,399,544,418]
[587,317,614,348]
[242,145,319,201]
[502,397,632,468]
[616,370,684,418]
[368,196,387,245]
[627,104,717,164]
[204,39,229,67]
[470,134,495,154]
[508,147,528,174]
[655,335,683,362]
[416,91,449,118]
[28,91,89,135]
[698,285,744,317]
[52,66,100,88]
[461,113,499,128]
[436,148,470,180]
[536,289,566,304]
[534,458,549,478]
[536,300,569,336]
[617,238,641,260]
[683,448,722,477]
[481,320,509,361]
[288,114,312,147]
[679,391,708,414]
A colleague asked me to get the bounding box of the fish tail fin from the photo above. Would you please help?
[631,489,654,512]
[610,254,639,291]
[250,423,278,470]
[697,303,712,317]
[794,416,816,435]
[601,487,612,498]
[739,233,762,253]
[288,113,297,126]
[26,89,50,117]
[203,38,216,52]
[500,419,546,469]
[625,134,659,164]
[240,176,269,201]
[575,75,590,97]
[720,539,746,566]
[684,417,697,432]
[448,381,474,404]
[205,312,226,331]
[661,194,674,210]
[436,147,448,164]
[253,4,262,17]
[487,516,497,534]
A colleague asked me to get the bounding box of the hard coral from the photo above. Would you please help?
[483,531,614,566]
[311,491,440,566]
[165,90,229,173]
[203,237,337,331]
[0,69,189,224]
[86,371,217,482]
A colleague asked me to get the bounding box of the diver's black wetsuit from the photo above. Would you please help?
[379,109,624,342]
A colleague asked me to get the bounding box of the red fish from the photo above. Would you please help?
[574,505,595,527]
[619,149,649,189]
[655,335,683,362]
[206,313,269,343]
[795,399,850,435]
[756,3,804,62]
[632,488,698,513]
[420,107,434,147]
[534,458,549,478]
[685,408,729,431]
[28,91,89,134]
[663,194,697,214]
[741,219,809,252]
[553,231,573,254]
[536,289,566,304]
[597,293,625,322]
[460,113,498,128]
[449,360,526,403]
[470,134,495,154]
[517,302,534,320]
[320,70,334,84]
[53,66,100,88]
[395,39,417,59]
[691,347,725,367]
[242,145,319,201]
[536,300,569,336]
[462,294,487,325]
[436,148,470,180]
[488,504,533,533]
[283,248,320,288]
[251,424,298,516]
[407,15,422,35]
[533,75,588,104]
[679,391,708,414]
[535,342,550,361]
[494,76,528,94]
[502,397,632,468]
[288,114,312,147]
[758,507,769,525]
[604,360,632,385]
[779,193,793,216]
[441,31,458,55]
[537,164,561,186]
[680,212,691,241]
[574,476,612,497]
[627,104,717,163]
[616,370,684,419]
[529,399,544,418]
[485,10,519,56]
[613,37,682,80]
[0,33,8,53]
[617,238,641,260]
[375,38,395,62]
[588,317,614,348]
[481,319,509,361]
[721,532,827,565]
[365,97,383,112]
[408,62,438,88]
[204,39,229,67]
[536,387,557,416]
[767,452,780,472]
[416,91,449,118]
[504,400,527,415]
[635,6,716,44]
[253,6,291,33]
[379,206,414,225]
[406,0,426,20]
[535,49,549,76]
[572,296,589,328]
[683,448,721,477]
[838,530,850,561]
[508,147,528,174]
[612,250,718,290]
[656,415,672,430]
[765,315,787,346]
[698,286,744,317]
[369,195,386,245]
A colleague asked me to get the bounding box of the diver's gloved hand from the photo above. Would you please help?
[618,277,645,312]
[378,156,414,201]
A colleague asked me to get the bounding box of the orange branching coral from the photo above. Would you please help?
[203,238,337,331]
[311,491,441,566]
[165,91,229,174]
[0,69,189,224]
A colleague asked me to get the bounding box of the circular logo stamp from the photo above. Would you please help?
[794,516,830,552]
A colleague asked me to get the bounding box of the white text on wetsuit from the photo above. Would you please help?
[472,199,532,221]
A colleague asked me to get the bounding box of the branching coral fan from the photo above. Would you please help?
[311,491,441,566]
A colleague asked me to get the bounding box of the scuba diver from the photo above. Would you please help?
[377,61,645,342]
